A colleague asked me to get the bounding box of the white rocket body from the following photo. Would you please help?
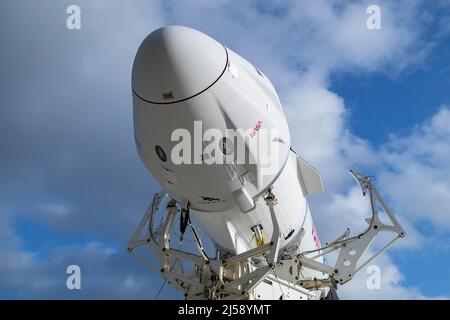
[132,26,324,281]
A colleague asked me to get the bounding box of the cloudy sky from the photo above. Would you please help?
[1,0,449,299]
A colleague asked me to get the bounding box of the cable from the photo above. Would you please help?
[154,241,184,300]
[180,207,190,242]
[171,218,196,242]
[188,216,211,261]
[272,271,285,300]
[154,279,166,300]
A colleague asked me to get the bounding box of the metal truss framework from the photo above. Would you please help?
[297,170,406,288]
[128,171,405,299]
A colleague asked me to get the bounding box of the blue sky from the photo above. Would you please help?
[331,47,450,146]
[1,0,450,299]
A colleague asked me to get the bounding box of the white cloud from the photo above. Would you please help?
[0,214,37,277]
[0,214,161,299]
[284,77,350,190]
[281,1,429,75]
[338,255,427,300]
[38,203,71,218]
[379,106,450,230]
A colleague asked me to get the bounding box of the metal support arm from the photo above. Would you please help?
[128,189,286,299]
[298,171,406,286]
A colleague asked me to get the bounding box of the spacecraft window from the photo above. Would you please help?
[219,137,234,155]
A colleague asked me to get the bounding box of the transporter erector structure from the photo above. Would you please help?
[128,26,405,300]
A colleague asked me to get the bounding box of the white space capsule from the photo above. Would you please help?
[132,25,324,255]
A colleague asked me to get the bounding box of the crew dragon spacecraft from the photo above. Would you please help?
[128,26,405,300]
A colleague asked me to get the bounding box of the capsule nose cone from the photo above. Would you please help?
[132,25,228,104]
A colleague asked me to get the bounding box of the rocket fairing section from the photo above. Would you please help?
[129,25,405,300]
